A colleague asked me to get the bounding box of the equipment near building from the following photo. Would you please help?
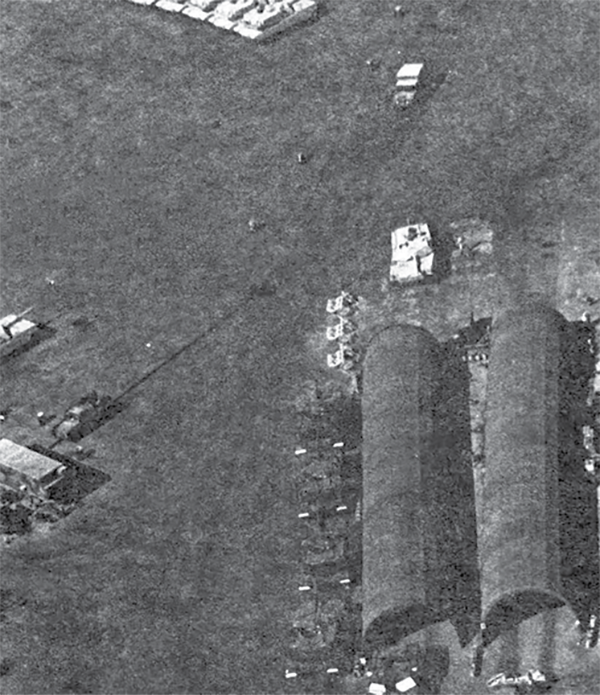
[0,308,39,358]
[390,224,434,283]
[0,439,67,499]
[0,439,69,527]
[52,391,120,442]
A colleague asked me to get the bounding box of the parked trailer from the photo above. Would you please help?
[394,63,424,108]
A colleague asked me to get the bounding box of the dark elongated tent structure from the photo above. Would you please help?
[481,301,568,647]
[362,324,479,655]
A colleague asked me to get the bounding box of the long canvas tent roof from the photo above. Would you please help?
[362,325,480,653]
[481,302,568,645]
[0,438,62,481]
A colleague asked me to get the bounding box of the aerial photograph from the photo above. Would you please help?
[0,0,598,693]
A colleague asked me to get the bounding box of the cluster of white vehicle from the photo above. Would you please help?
[325,292,361,373]
[124,0,318,40]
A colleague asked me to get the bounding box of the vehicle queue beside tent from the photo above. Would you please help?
[361,325,479,656]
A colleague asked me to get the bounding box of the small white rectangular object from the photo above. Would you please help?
[298,585,312,591]
[208,13,235,28]
[333,442,344,448]
[127,0,156,5]
[396,63,424,80]
[295,448,307,455]
[187,0,221,8]
[292,0,316,10]
[243,3,287,29]
[181,5,211,19]
[232,22,263,38]
[396,676,418,692]
[155,0,185,11]
[390,222,434,282]
[215,0,256,20]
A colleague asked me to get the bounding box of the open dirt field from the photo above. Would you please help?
[1,0,599,693]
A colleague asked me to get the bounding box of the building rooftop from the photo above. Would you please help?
[0,438,63,483]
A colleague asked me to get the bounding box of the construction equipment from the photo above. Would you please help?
[0,308,39,358]
[389,223,434,283]
[51,391,121,442]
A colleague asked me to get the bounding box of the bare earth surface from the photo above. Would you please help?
[1,0,599,693]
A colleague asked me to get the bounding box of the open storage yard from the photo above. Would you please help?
[1,0,599,693]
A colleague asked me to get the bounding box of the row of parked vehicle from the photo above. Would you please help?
[285,425,363,685]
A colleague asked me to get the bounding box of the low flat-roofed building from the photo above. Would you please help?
[0,438,66,498]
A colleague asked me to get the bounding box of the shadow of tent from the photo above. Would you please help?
[27,444,111,506]
[559,474,599,624]
[50,461,111,506]
[556,320,600,626]
[482,591,566,649]
[428,221,454,280]
[0,325,57,362]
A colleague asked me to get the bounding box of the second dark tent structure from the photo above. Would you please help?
[481,301,568,647]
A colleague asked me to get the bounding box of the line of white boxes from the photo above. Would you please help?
[325,292,360,370]
[124,0,319,41]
